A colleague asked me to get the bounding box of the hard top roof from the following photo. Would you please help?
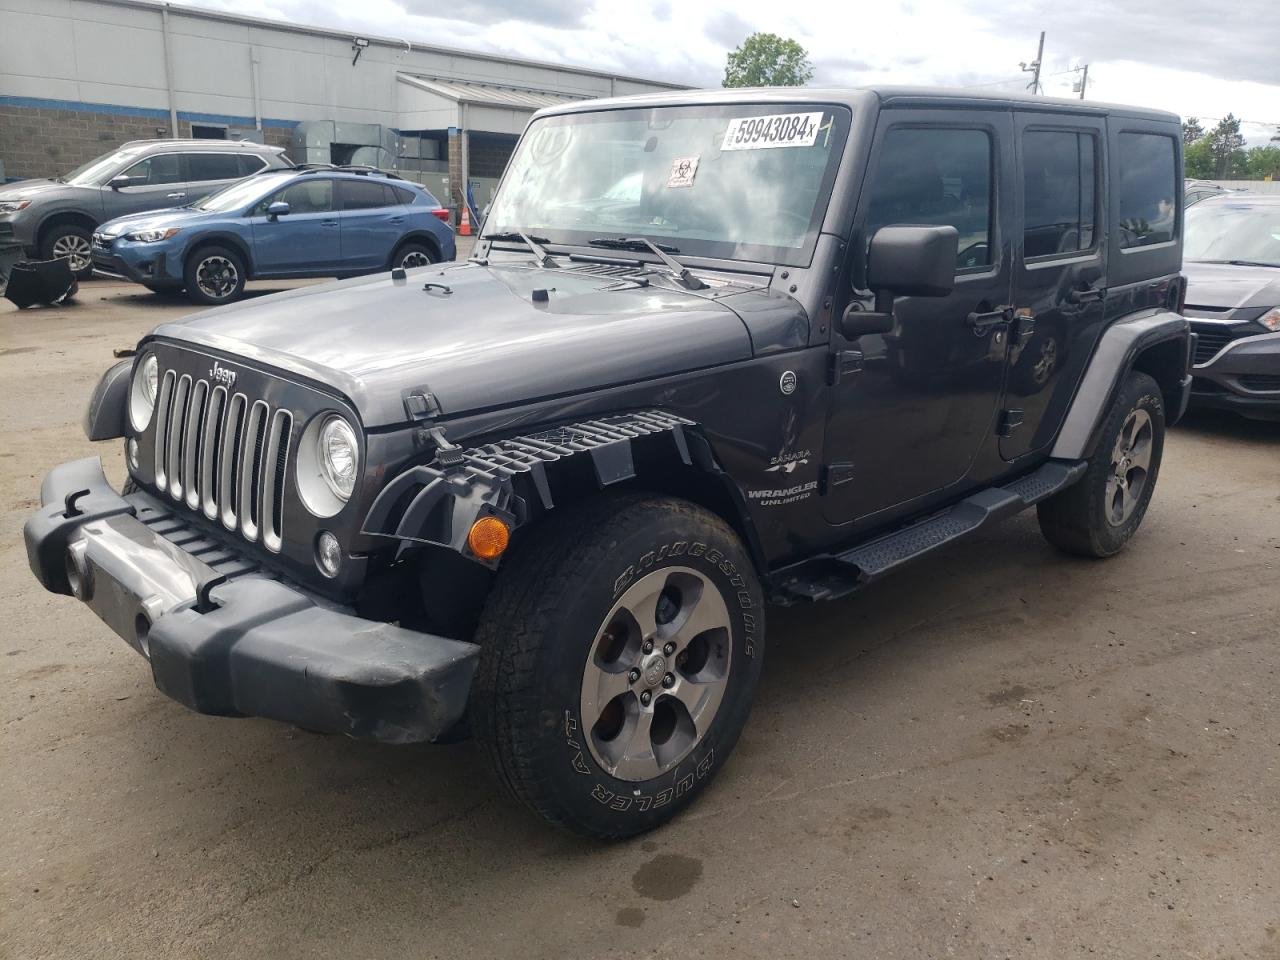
[533,85,1180,124]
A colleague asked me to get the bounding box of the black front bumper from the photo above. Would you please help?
[24,458,480,743]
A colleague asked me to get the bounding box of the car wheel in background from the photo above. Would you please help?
[392,242,437,270]
[40,224,94,279]
[184,245,247,306]
[1037,370,1166,558]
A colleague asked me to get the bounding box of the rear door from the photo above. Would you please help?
[1001,113,1107,460]
[822,110,1015,526]
[336,179,405,270]
[184,152,246,204]
[248,178,340,274]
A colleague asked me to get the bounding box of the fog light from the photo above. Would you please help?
[316,531,341,577]
[127,438,139,470]
[467,516,511,561]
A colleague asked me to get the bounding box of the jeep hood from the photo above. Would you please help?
[149,262,764,427]
[1183,260,1280,312]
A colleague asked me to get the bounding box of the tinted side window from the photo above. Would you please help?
[866,127,992,267]
[339,180,391,210]
[1118,133,1177,248]
[256,180,332,215]
[1022,131,1096,258]
[187,153,243,182]
[238,154,268,176]
[120,154,183,185]
[390,185,416,205]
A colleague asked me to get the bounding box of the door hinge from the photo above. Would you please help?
[997,409,1025,438]
[826,349,864,385]
[821,463,856,493]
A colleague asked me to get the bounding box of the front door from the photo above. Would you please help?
[249,179,341,274]
[106,153,188,216]
[823,111,1014,526]
[1000,114,1107,460]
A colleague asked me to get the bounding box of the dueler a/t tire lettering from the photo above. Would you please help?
[469,493,765,840]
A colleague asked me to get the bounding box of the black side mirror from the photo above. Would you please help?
[866,224,959,298]
[108,175,133,190]
[839,224,960,340]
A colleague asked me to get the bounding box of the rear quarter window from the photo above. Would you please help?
[1118,133,1177,249]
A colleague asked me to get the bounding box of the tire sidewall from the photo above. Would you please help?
[393,242,436,270]
[529,508,764,835]
[184,245,246,305]
[1086,374,1166,555]
[42,224,94,279]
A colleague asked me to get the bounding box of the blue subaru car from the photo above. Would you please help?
[91,166,455,304]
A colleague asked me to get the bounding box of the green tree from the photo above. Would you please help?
[1184,138,1214,179]
[1208,114,1247,178]
[723,33,813,88]
[1244,145,1280,180]
[1182,117,1205,146]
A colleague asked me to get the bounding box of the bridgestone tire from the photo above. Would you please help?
[1038,370,1165,558]
[470,494,765,840]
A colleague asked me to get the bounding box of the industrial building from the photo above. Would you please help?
[0,0,684,215]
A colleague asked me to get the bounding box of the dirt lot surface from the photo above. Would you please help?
[2,278,1277,960]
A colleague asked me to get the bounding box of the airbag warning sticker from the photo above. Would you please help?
[667,155,700,187]
[722,111,824,150]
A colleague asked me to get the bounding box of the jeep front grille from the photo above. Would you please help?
[152,370,293,552]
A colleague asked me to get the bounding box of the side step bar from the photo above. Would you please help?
[772,459,1087,603]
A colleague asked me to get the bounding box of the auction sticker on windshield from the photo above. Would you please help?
[721,112,825,151]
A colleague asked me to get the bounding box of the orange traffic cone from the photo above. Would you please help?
[458,205,472,237]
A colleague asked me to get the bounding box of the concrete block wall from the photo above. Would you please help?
[0,101,292,180]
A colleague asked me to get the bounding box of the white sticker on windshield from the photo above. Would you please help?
[667,155,700,188]
[721,112,825,151]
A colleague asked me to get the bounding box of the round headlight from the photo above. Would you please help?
[317,415,358,501]
[129,353,159,431]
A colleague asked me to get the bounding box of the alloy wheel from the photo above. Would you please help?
[1105,408,1153,526]
[52,234,92,272]
[580,567,732,781]
[195,255,239,300]
[400,250,432,268]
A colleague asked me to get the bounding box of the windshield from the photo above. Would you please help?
[1184,201,1280,266]
[62,149,145,186]
[486,103,852,266]
[194,171,294,212]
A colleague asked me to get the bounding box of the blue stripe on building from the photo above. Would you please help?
[0,95,298,129]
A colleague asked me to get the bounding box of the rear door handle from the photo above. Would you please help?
[321,220,338,227]
[166,192,186,199]
[1068,285,1106,304]
[389,216,405,224]
[965,305,1013,332]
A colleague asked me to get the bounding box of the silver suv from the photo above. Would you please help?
[0,139,291,276]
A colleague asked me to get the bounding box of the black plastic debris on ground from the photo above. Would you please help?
[4,259,79,309]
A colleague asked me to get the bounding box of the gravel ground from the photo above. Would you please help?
[2,277,1277,960]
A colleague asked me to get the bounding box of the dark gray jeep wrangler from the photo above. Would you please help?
[25,88,1192,839]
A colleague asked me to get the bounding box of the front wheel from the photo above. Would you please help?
[184,245,246,306]
[40,224,94,279]
[1038,370,1166,557]
[470,495,765,839]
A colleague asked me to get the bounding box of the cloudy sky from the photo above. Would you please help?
[199,0,1279,145]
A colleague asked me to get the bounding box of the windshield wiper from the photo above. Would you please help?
[481,230,558,267]
[587,236,707,290]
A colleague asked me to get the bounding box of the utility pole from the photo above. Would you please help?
[1074,63,1089,100]
[1020,32,1045,94]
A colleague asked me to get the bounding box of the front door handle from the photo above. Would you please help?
[166,192,186,199]
[321,220,338,227]
[1068,284,1106,304]
[965,304,1013,333]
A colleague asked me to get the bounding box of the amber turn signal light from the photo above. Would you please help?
[467,516,511,560]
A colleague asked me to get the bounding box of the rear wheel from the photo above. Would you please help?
[40,224,94,279]
[1038,370,1165,557]
[470,494,765,839]
[391,242,437,271]
[184,245,246,306]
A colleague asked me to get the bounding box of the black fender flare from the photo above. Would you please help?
[184,233,255,276]
[83,359,133,441]
[362,410,763,571]
[1051,309,1191,460]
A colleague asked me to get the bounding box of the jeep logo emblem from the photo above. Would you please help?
[210,361,238,389]
[643,655,667,688]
